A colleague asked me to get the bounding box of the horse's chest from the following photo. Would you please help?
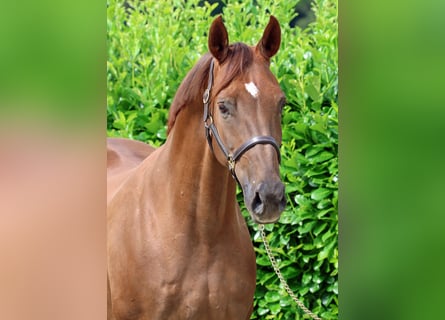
[109,204,256,319]
[126,230,256,319]
[150,246,256,319]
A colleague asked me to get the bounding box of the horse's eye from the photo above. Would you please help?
[218,102,229,117]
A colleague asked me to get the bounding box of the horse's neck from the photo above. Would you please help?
[161,104,239,234]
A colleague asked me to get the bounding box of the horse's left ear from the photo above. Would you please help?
[257,16,281,59]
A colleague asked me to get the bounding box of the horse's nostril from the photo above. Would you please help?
[252,192,264,215]
[279,194,287,211]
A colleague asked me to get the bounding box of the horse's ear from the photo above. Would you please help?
[257,16,281,60]
[208,16,229,63]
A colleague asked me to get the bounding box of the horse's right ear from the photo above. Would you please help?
[208,16,229,63]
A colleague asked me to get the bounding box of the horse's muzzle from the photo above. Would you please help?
[245,180,286,224]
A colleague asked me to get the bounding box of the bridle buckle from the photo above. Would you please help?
[203,88,210,104]
[204,114,213,129]
[227,156,235,171]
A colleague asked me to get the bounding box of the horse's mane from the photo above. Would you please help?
[167,42,253,134]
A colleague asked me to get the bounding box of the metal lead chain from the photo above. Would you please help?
[259,224,322,320]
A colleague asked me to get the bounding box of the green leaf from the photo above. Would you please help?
[313,222,328,236]
[317,238,336,261]
[311,188,332,201]
[156,127,167,141]
[297,220,317,234]
[302,273,312,285]
[305,146,324,158]
[317,199,332,210]
[294,194,312,206]
[312,151,334,163]
[306,83,320,102]
[305,168,328,177]
[112,119,125,130]
[264,291,280,303]
[322,230,335,242]
[317,207,334,219]
[257,307,269,316]
[281,266,299,279]
[256,254,272,267]
[268,302,281,314]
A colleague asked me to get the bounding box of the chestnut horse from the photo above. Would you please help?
[107,16,286,320]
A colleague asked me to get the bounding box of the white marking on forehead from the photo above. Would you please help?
[245,82,259,98]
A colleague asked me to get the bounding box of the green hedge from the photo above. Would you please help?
[107,0,338,319]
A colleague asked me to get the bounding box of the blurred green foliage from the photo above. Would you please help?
[107,0,337,318]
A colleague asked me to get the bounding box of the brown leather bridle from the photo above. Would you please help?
[202,59,281,184]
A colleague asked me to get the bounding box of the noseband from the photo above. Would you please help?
[202,59,281,184]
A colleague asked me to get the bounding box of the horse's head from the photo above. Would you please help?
[205,16,286,224]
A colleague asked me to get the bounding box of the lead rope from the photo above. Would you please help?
[259,224,322,320]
